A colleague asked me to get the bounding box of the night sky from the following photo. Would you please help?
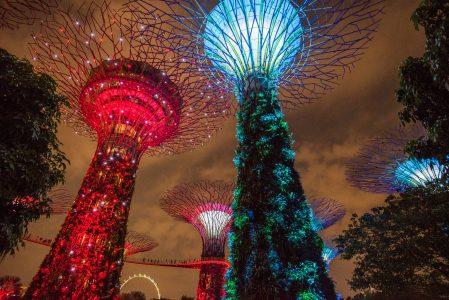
[0,0,424,298]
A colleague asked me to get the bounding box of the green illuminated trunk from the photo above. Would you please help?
[225,76,336,299]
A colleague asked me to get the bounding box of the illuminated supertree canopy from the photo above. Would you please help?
[308,197,346,232]
[47,188,73,214]
[24,2,229,299]
[160,180,234,300]
[0,0,59,29]
[346,126,447,194]
[124,231,159,257]
[130,0,385,107]
[127,0,385,298]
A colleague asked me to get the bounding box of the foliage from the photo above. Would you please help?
[0,276,22,299]
[397,0,449,163]
[0,48,68,258]
[336,183,449,299]
[225,76,336,299]
[120,291,146,300]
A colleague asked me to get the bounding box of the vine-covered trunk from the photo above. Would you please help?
[197,263,227,300]
[225,76,336,299]
[25,142,142,300]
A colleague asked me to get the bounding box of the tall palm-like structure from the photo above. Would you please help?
[128,0,384,298]
[346,126,446,193]
[24,2,228,299]
[160,180,234,300]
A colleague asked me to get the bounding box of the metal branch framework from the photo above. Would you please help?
[124,231,159,256]
[48,188,74,214]
[0,0,59,29]
[308,197,346,231]
[127,0,385,108]
[26,2,230,298]
[346,126,446,194]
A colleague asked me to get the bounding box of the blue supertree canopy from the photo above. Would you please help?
[127,0,385,108]
[346,126,447,193]
[203,0,303,82]
[394,158,445,188]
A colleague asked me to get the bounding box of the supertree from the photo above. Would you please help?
[0,0,59,29]
[24,230,158,258]
[160,180,234,300]
[24,2,229,298]
[127,0,385,298]
[123,231,159,257]
[308,197,346,232]
[346,126,447,194]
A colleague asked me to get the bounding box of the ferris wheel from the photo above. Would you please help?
[120,273,161,299]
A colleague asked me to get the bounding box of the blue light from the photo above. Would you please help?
[322,246,338,267]
[203,0,303,81]
[394,158,445,188]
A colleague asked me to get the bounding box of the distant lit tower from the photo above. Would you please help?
[308,197,346,232]
[128,0,385,297]
[25,2,228,299]
[0,0,58,29]
[160,180,234,300]
[346,126,446,194]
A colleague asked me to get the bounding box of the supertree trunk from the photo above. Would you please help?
[226,76,336,299]
[197,263,227,300]
[24,141,141,300]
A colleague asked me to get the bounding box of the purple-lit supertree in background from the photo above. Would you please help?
[0,0,59,29]
[160,180,234,300]
[308,197,346,232]
[127,0,385,298]
[346,126,447,194]
[24,2,229,298]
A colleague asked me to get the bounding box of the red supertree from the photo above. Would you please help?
[0,0,59,29]
[24,2,228,299]
[160,180,234,300]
